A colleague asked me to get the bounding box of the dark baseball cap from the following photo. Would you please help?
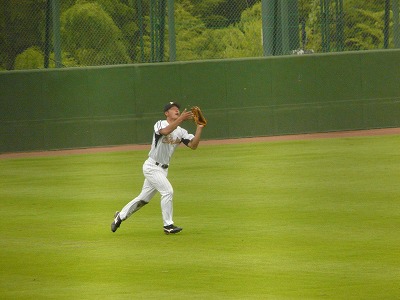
[163,101,180,112]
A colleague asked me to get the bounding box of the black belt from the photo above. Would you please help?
[155,162,169,169]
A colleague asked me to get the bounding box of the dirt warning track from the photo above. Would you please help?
[1,127,399,160]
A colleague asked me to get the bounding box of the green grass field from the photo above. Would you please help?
[1,135,399,299]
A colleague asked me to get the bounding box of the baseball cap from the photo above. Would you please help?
[163,101,180,112]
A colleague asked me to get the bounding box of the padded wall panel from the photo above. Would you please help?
[0,71,46,121]
[1,50,399,153]
[273,105,320,135]
[1,121,46,152]
[90,118,138,146]
[317,102,365,132]
[363,99,400,128]
[43,120,92,150]
[227,106,275,138]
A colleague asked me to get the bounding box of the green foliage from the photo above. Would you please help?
[344,8,386,50]
[0,0,399,69]
[61,1,131,65]
[225,3,263,57]
[174,2,207,60]
[1,135,400,298]
[173,1,262,61]
[302,0,391,52]
[14,47,44,70]
[0,0,47,70]
[189,0,259,28]
[14,46,78,69]
[75,0,138,61]
[304,0,323,52]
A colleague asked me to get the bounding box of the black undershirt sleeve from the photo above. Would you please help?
[181,138,191,146]
[154,133,162,148]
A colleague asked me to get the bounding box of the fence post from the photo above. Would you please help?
[132,0,145,62]
[168,0,176,62]
[393,0,400,48]
[288,0,300,52]
[384,0,390,49]
[51,0,62,68]
[44,0,51,68]
[336,0,344,51]
[320,0,331,52]
[150,0,166,62]
[159,0,166,62]
[280,1,290,54]
[262,0,276,56]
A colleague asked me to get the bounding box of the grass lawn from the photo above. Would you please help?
[0,134,399,299]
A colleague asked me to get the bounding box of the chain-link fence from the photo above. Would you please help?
[1,0,399,70]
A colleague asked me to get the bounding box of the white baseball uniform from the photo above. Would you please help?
[119,120,194,226]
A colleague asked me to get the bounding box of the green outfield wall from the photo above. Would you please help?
[1,50,400,153]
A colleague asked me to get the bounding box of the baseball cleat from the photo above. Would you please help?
[111,211,122,232]
[163,224,183,234]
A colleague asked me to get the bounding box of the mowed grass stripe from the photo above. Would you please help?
[0,135,399,299]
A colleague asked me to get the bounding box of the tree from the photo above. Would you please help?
[74,0,139,62]
[303,0,388,52]
[0,0,397,70]
[203,2,262,59]
[61,1,131,65]
[343,1,386,50]
[172,1,207,61]
[14,46,78,69]
[187,0,259,28]
[14,47,43,70]
[0,0,46,70]
[168,1,264,61]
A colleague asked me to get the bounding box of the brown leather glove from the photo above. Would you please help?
[191,106,207,126]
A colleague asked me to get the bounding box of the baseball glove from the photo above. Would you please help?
[191,106,207,127]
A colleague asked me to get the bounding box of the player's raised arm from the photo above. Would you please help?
[188,125,204,150]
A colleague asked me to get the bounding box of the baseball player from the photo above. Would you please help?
[111,102,205,234]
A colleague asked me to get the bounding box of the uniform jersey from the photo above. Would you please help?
[148,120,194,165]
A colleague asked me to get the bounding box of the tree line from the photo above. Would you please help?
[0,0,394,70]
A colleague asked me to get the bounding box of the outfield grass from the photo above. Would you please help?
[1,135,399,299]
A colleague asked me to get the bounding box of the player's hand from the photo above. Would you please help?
[179,109,193,121]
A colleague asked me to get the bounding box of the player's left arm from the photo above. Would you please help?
[187,125,204,150]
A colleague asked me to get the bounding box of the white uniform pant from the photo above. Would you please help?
[119,158,174,226]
